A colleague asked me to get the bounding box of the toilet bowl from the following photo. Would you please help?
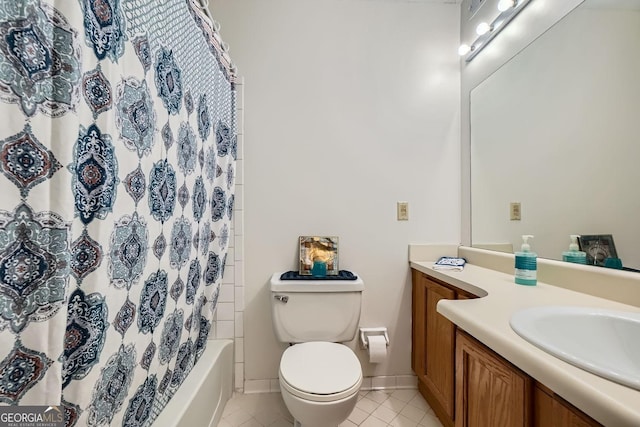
[279,342,362,427]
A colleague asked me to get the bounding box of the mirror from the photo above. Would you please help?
[471,0,640,270]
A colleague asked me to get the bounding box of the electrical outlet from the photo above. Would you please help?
[397,202,409,221]
[510,202,521,221]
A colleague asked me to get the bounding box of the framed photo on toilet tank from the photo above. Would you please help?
[299,236,339,275]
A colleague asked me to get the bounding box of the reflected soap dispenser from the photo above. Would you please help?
[562,235,587,264]
[515,235,537,286]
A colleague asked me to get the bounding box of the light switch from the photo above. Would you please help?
[510,202,521,221]
[397,202,409,221]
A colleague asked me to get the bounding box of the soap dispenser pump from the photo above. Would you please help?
[515,235,537,286]
[562,235,587,264]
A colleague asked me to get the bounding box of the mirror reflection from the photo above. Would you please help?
[471,0,640,270]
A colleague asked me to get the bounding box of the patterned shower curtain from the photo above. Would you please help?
[0,0,237,425]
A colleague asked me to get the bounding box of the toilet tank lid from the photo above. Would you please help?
[270,272,364,292]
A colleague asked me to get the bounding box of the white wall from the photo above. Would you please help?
[210,0,461,388]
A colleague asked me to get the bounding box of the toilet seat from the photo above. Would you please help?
[279,342,362,403]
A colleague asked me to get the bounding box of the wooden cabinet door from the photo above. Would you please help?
[424,278,456,419]
[411,270,426,377]
[533,385,602,427]
[456,331,532,427]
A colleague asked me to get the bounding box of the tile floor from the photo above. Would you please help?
[219,389,443,427]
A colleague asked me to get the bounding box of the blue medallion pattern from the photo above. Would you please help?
[158,309,183,364]
[228,194,235,220]
[122,374,157,426]
[148,159,177,223]
[113,297,136,338]
[155,47,183,115]
[70,230,102,283]
[178,182,189,210]
[80,0,127,62]
[116,77,156,158]
[0,124,62,198]
[82,67,112,118]
[71,124,119,225]
[170,339,193,388]
[88,343,135,426]
[62,398,82,427]
[197,94,211,141]
[192,176,207,222]
[0,203,69,333]
[159,368,172,395]
[153,232,167,260]
[184,89,194,115]
[108,213,148,289]
[170,276,184,302]
[195,316,210,362]
[216,121,235,157]
[185,259,201,305]
[132,35,151,73]
[170,217,192,270]
[0,2,81,117]
[61,289,109,388]
[205,146,216,182]
[177,122,197,176]
[124,165,146,205]
[204,252,220,286]
[0,339,53,404]
[227,163,235,190]
[140,341,156,371]
[200,221,211,255]
[138,269,168,334]
[211,186,226,222]
[162,122,174,151]
[219,224,229,249]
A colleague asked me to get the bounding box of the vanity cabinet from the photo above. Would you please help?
[533,384,602,427]
[455,330,532,427]
[411,268,604,427]
[412,270,471,427]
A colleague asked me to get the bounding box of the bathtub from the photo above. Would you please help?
[155,339,233,427]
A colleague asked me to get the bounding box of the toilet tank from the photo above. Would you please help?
[270,273,364,343]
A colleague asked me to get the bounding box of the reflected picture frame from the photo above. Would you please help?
[299,236,339,275]
[577,234,618,266]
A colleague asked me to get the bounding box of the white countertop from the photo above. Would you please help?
[410,260,640,427]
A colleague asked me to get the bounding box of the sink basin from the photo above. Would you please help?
[510,306,640,390]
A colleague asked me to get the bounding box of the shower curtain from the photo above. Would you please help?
[0,0,237,425]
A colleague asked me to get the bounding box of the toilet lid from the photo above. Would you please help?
[280,342,362,395]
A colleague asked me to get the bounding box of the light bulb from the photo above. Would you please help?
[458,44,471,56]
[476,22,491,36]
[498,0,516,12]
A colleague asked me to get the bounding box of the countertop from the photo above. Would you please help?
[410,260,640,427]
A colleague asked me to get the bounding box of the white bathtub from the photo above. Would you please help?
[154,339,233,427]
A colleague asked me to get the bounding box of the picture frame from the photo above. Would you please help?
[577,234,618,266]
[299,236,339,275]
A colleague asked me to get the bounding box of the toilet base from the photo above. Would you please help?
[281,387,358,427]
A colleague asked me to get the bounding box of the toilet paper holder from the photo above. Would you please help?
[359,327,390,349]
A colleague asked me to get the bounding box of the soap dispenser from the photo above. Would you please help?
[515,235,537,286]
[562,235,587,264]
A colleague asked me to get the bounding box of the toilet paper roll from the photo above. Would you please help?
[367,335,388,363]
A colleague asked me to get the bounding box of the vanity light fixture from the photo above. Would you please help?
[476,22,491,36]
[459,0,533,62]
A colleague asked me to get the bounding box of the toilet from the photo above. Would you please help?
[270,273,365,427]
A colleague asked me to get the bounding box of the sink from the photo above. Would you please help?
[510,306,640,390]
